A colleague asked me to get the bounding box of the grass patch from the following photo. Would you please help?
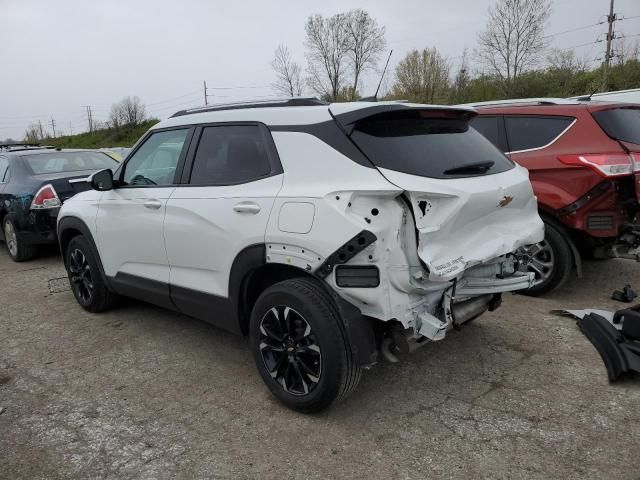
[46,119,160,149]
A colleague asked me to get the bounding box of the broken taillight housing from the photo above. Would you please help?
[30,184,61,209]
[558,153,634,178]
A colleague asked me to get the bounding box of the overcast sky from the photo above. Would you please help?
[1,0,639,140]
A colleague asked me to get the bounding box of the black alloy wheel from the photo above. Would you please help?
[258,306,322,395]
[68,248,94,305]
[65,235,115,312]
[249,278,362,413]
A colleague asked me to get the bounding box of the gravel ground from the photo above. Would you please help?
[1,247,639,479]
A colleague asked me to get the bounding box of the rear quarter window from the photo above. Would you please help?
[470,116,500,148]
[592,107,640,146]
[350,110,514,179]
[504,116,574,152]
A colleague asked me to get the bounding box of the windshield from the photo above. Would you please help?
[350,110,514,179]
[22,151,118,175]
[592,107,640,146]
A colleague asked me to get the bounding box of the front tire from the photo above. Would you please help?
[3,217,36,262]
[249,278,361,413]
[519,222,573,296]
[65,235,114,312]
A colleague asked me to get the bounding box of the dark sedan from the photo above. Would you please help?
[0,147,118,261]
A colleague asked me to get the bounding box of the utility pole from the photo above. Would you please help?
[203,80,208,105]
[49,118,56,138]
[603,0,616,91]
[82,105,94,133]
[37,120,44,140]
[69,122,73,136]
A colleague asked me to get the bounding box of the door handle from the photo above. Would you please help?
[233,202,261,214]
[144,199,162,210]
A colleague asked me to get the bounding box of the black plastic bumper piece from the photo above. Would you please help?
[577,312,640,381]
[315,230,377,279]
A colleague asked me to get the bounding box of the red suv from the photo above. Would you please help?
[469,99,640,295]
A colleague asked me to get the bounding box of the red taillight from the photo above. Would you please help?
[631,152,640,172]
[30,184,61,210]
[558,153,633,178]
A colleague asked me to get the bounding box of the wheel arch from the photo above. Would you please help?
[538,210,583,278]
[233,246,377,366]
[57,216,109,283]
[232,246,316,335]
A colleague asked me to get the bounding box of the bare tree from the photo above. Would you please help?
[345,9,386,99]
[614,38,640,67]
[271,45,304,97]
[477,0,551,90]
[24,124,41,143]
[546,48,586,73]
[109,96,147,127]
[305,13,351,101]
[391,48,450,104]
[109,103,123,129]
[450,48,471,103]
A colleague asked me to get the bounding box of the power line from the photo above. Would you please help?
[543,21,604,39]
[145,90,202,107]
[554,39,603,52]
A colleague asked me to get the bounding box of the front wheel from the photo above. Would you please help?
[249,278,361,413]
[519,222,573,296]
[65,235,115,312]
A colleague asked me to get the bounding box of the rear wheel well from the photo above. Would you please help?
[239,263,316,335]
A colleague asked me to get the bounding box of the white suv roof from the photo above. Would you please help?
[155,97,476,130]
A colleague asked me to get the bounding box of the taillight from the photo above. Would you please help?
[30,184,61,210]
[558,153,633,178]
[631,152,640,172]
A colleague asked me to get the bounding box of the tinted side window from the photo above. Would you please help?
[592,107,640,145]
[471,116,500,148]
[189,125,272,185]
[505,116,574,152]
[0,157,8,182]
[123,129,189,186]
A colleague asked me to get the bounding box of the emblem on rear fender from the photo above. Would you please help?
[498,195,513,207]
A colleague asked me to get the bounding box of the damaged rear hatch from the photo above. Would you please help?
[331,103,544,281]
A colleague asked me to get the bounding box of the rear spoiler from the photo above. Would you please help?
[331,104,477,135]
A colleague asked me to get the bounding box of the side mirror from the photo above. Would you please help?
[89,168,114,191]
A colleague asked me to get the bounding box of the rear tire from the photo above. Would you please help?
[520,222,573,296]
[249,277,361,413]
[65,235,114,312]
[3,217,36,262]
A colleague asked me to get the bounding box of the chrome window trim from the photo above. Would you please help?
[68,177,89,184]
[505,118,577,155]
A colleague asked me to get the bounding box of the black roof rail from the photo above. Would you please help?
[170,97,329,118]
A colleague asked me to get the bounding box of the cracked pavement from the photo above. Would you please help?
[1,248,639,479]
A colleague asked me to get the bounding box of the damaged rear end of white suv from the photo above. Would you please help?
[262,101,543,408]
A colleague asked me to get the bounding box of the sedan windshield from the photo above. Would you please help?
[22,151,118,174]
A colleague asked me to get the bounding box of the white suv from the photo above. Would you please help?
[58,98,544,412]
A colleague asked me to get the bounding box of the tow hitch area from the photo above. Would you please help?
[553,308,640,381]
